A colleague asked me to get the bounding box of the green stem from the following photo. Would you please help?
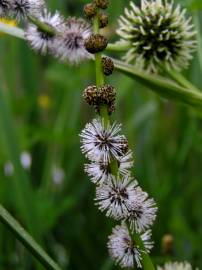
[163,68,200,93]
[106,42,131,52]
[133,231,155,270]
[0,204,62,270]
[93,16,105,87]
[28,15,56,36]
[93,14,108,126]
[1,23,202,108]
[0,22,25,39]
[113,58,202,108]
[93,13,155,270]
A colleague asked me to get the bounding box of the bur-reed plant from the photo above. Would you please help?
[0,0,200,269]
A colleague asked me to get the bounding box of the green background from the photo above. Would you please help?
[0,0,202,269]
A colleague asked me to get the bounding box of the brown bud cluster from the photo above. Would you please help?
[95,0,109,9]
[83,85,97,105]
[162,234,174,255]
[85,34,108,54]
[83,84,116,114]
[98,12,108,28]
[102,57,114,76]
[83,3,97,19]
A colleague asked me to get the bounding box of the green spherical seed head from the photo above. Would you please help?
[117,0,197,73]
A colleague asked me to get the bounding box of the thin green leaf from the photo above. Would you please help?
[113,59,202,108]
[0,22,25,39]
[0,88,41,237]
[0,204,62,270]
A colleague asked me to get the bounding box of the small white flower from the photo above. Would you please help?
[0,0,10,16]
[117,0,197,73]
[53,17,92,64]
[95,175,138,220]
[80,118,128,163]
[10,0,44,20]
[52,166,65,185]
[108,223,153,268]
[85,150,133,184]
[127,187,157,233]
[25,9,64,55]
[157,262,194,270]
[20,151,32,170]
[4,151,32,177]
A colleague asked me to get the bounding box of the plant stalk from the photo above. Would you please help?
[93,12,155,270]
[0,204,62,270]
[28,15,56,36]
[1,23,202,108]
[106,42,131,52]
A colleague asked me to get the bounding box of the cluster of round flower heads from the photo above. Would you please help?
[80,2,157,268]
[117,0,197,73]
[0,0,92,64]
[80,116,157,268]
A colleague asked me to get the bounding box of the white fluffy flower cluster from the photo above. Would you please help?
[0,0,92,64]
[158,262,195,270]
[0,0,45,19]
[80,118,157,268]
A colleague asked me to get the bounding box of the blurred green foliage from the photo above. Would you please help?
[0,0,202,269]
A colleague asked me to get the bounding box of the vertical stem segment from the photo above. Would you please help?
[133,231,156,270]
[93,10,155,270]
[93,14,108,125]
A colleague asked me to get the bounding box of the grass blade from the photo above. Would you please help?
[113,59,202,108]
[0,204,62,270]
[0,22,25,39]
[0,88,40,238]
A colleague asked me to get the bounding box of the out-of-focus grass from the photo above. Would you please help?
[0,0,202,269]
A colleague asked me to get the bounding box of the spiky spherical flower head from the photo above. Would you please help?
[10,0,45,20]
[117,0,197,73]
[0,0,11,17]
[108,223,153,268]
[85,150,133,184]
[80,118,128,163]
[127,187,158,233]
[53,17,92,64]
[157,262,193,270]
[25,10,64,55]
[95,175,138,220]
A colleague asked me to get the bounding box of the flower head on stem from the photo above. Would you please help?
[117,0,197,73]
[108,223,153,268]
